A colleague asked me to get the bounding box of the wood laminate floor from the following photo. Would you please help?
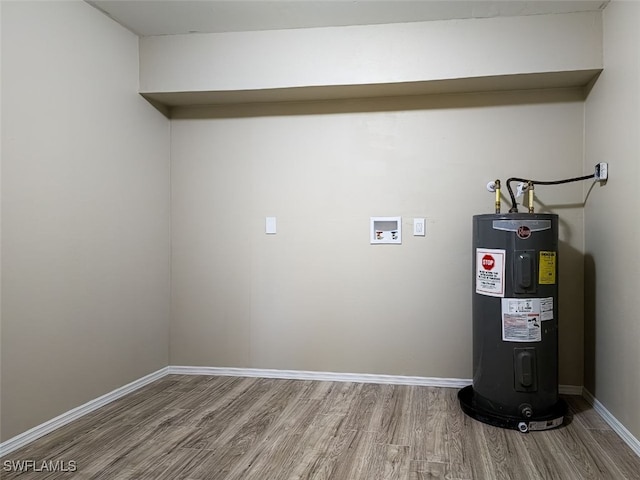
[2,375,639,479]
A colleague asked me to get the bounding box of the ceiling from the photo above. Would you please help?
[87,0,608,37]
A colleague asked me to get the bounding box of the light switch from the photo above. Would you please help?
[266,217,277,234]
[413,218,425,236]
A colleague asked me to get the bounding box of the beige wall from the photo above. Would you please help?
[584,0,640,440]
[1,1,171,441]
[170,89,586,385]
[140,11,602,94]
[158,13,596,390]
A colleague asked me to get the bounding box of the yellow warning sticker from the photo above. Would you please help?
[539,251,556,285]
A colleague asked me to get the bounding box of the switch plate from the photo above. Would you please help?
[266,217,277,234]
[413,218,425,236]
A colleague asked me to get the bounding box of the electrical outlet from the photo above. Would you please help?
[413,218,425,236]
[595,162,608,181]
[516,182,528,197]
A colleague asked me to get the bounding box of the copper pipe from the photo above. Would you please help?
[494,179,501,214]
[528,181,535,213]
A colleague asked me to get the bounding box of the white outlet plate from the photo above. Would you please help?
[413,218,425,236]
[596,162,608,181]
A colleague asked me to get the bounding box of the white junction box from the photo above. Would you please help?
[371,217,402,244]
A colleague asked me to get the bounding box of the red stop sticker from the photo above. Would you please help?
[482,254,495,270]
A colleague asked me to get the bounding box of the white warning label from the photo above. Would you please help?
[528,417,564,431]
[475,248,506,297]
[501,298,542,342]
[540,297,554,321]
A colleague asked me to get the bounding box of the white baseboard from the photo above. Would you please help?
[168,366,583,396]
[583,389,640,457]
[168,365,472,388]
[0,367,169,458]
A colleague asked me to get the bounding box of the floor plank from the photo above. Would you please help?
[2,376,639,480]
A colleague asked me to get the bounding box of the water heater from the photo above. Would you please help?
[458,212,567,432]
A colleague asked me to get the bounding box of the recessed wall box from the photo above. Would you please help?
[370,217,402,244]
